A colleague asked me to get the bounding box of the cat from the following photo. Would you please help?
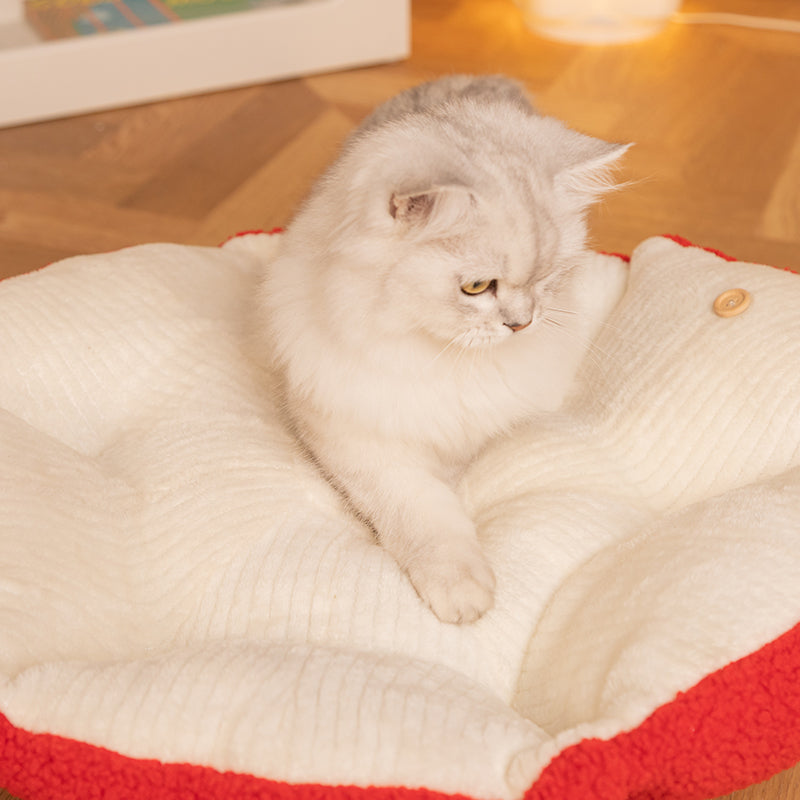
[256,75,630,624]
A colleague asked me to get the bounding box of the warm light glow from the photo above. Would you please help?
[517,0,681,43]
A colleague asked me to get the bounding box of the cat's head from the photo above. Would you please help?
[306,101,629,352]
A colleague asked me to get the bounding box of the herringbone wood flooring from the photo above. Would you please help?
[1,0,799,798]
[2,0,800,280]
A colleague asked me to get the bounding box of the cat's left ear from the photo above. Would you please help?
[389,185,475,232]
[390,191,437,222]
[554,132,632,206]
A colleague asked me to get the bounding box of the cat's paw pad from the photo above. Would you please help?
[407,545,496,624]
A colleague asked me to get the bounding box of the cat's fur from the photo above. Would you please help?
[257,75,630,624]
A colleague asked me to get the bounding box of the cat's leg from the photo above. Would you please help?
[310,434,495,624]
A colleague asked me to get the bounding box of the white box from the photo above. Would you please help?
[0,0,410,128]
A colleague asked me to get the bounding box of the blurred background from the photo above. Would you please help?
[1,0,798,282]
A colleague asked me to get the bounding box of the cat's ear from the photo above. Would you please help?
[553,132,631,206]
[390,191,437,222]
[389,185,475,231]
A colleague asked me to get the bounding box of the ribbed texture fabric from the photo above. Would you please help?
[1,233,798,800]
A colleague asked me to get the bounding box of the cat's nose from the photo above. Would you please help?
[505,320,531,333]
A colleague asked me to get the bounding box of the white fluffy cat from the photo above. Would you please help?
[257,75,629,624]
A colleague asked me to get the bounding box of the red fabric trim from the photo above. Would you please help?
[0,715,466,800]
[219,228,283,246]
[663,233,738,262]
[600,235,736,264]
[3,622,799,800]
[598,251,631,263]
[663,233,799,275]
[528,620,800,800]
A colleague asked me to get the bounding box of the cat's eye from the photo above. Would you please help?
[461,279,495,295]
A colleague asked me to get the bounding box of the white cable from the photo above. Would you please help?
[672,11,800,34]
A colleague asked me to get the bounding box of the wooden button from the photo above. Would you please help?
[713,288,751,317]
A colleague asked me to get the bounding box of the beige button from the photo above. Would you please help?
[713,288,751,317]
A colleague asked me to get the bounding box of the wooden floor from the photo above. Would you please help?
[2,0,800,280]
[1,0,799,798]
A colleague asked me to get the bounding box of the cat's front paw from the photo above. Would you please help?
[406,541,496,624]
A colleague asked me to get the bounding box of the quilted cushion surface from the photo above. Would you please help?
[1,233,798,800]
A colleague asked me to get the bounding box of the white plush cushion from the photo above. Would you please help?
[1,233,799,800]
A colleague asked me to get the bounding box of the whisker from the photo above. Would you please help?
[545,305,579,316]
[450,331,475,373]
[542,316,616,373]
[593,318,627,336]
[541,317,609,407]
[544,304,630,344]
[429,334,462,366]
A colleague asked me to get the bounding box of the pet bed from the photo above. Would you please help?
[1,232,799,800]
